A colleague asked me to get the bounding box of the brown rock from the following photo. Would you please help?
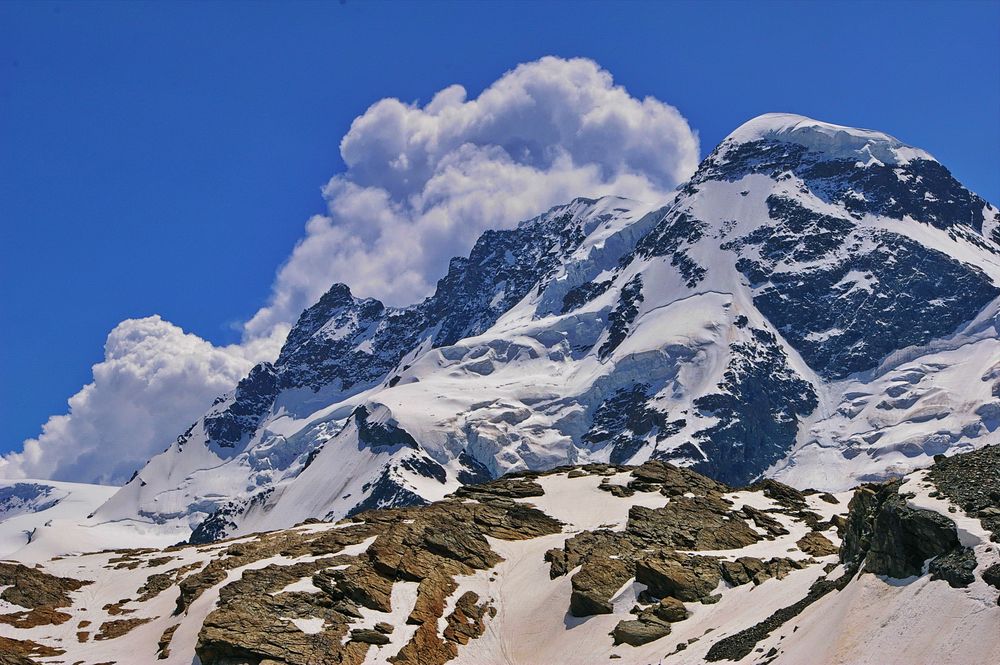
[570,557,633,616]
[94,617,154,641]
[635,553,721,602]
[645,596,688,623]
[612,617,671,646]
[350,628,391,645]
[797,531,838,557]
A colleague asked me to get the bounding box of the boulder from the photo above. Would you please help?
[569,558,633,616]
[612,618,671,646]
[635,553,721,602]
[796,531,838,557]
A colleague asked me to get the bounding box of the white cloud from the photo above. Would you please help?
[243,56,698,337]
[3,56,699,485]
[0,317,280,485]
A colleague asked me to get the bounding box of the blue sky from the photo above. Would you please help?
[2,0,998,458]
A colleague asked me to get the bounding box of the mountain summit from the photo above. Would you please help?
[89,114,1000,543]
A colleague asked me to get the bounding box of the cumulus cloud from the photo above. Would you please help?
[3,56,699,485]
[0,317,280,485]
[244,56,699,336]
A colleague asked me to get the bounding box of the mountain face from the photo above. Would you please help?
[93,113,1000,543]
[3,448,998,665]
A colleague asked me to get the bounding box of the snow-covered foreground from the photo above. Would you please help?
[2,453,997,665]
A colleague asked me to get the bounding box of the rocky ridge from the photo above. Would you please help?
[1,447,997,664]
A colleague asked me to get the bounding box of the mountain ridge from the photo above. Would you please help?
[81,112,1000,544]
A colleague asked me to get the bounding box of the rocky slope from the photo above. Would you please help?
[1,446,998,665]
[61,112,1000,546]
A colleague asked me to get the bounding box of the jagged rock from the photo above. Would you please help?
[928,547,978,588]
[796,531,837,557]
[442,591,491,645]
[157,624,178,659]
[626,495,759,550]
[453,477,545,501]
[705,573,854,662]
[635,553,721,602]
[0,564,91,629]
[570,558,633,616]
[315,562,394,612]
[0,635,64,664]
[740,505,789,537]
[750,479,808,510]
[630,461,729,497]
[719,557,807,587]
[598,482,634,498]
[94,617,153,641]
[190,482,560,665]
[840,471,977,588]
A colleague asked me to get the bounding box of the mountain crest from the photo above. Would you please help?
[92,114,1000,542]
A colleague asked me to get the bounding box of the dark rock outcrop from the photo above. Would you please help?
[841,482,963,580]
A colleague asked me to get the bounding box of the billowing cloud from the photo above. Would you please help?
[3,56,699,485]
[0,317,281,485]
[244,56,699,337]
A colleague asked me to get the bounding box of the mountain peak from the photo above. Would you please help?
[721,112,934,165]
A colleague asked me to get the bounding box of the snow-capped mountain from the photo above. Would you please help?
[92,113,1000,542]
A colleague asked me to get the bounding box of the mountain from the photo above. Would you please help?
[91,113,1000,543]
[1,446,998,664]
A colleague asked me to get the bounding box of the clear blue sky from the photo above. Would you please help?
[2,0,998,454]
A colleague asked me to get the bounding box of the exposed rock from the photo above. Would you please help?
[928,547,978,588]
[350,628,391,645]
[630,461,728,497]
[635,553,721,603]
[194,484,560,665]
[569,557,633,616]
[94,617,154,641]
[598,482,634,498]
[719,557,807,587]
[0,564,91,629]
[796,531,837,557]
[626,496,759,550]
[750,478,808,510]
[0,563,91,610]
[0,608,72,629]
[841,481,964,581]
[705,572,853,661]
[612,617,671,646]
[157,624,178,659]
[642,596,688,623]
[739,505,789,538]
[0,635,63,664]
[929,444,1000,540]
